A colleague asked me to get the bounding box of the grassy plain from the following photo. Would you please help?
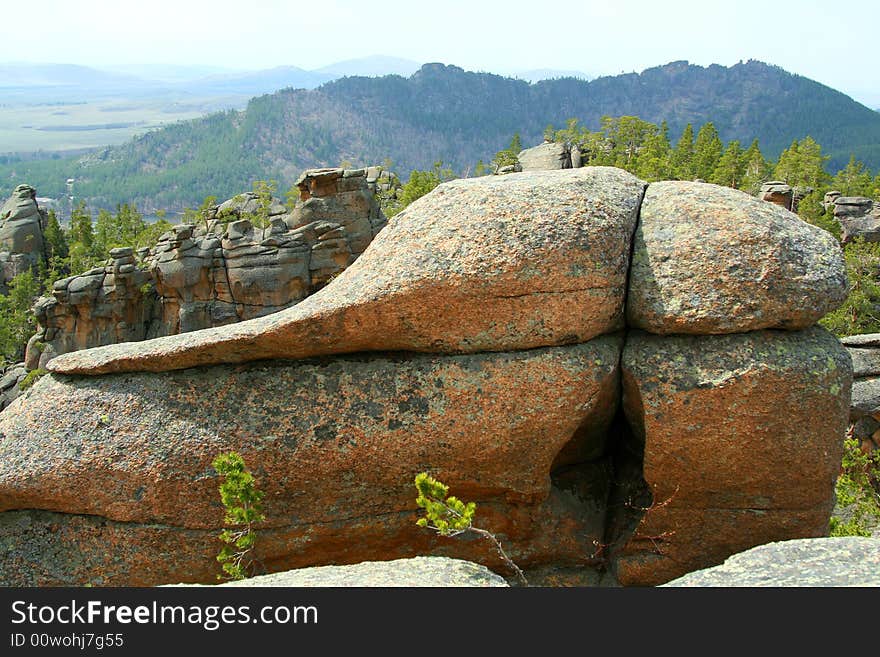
[0,95,246,153]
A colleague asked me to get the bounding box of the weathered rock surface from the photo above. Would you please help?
[173,556,508,587]
[518,141,572,171]
[30,249,158,366]
[616,327,852,586]
[823,190,842,214]
[47,167,646,375]
[289,167,387,257]
[842,337,880,420]
[840,334,880,452]
[0,184,46,293]
[0,338,621,585]
[662,538,880,586]
[835,196,880,244]
[0,363,27,411]
[759,180,793,210]
[628,181,847,334]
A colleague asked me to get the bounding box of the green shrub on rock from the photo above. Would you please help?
[414,472,527,586]
[18,368,47,391]
[830,437,880,537]
[212,451,266,581]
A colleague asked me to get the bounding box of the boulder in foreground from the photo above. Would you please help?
[0,338,620,585]
[663,538,880,586]
[171,556,508,587]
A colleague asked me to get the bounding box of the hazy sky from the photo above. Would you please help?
[5,0,879,106]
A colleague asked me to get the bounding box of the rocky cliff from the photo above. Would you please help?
[0,167,852,587]
[24,167,387,370]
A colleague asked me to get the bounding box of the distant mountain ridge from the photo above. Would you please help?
[0,56,429,103]
[3,59,879,211]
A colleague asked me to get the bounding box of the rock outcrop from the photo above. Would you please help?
[25,168,387,366]
[0,363,28,411]
[0,168,852,588]
[30,248,158,369]
[173,557,509,587]
[518,141,572,171]
[0,184,47,294]
[759,180,794,210]
[823,190,842,214]
[834,196,880,244]
[662,537,880,586]
[840,333,880,453]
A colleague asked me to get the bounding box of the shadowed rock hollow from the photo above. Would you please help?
[0,167,852,587]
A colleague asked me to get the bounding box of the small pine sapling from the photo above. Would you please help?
[212,451,266,581]
[414,472,527,586]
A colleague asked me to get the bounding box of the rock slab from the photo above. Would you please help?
[663,538,880,586]
[47,167,646,375]
[173,556,508,587]
[0,338,620,585]
[616,327,852,586]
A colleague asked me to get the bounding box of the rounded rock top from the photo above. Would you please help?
[627,180,848,335]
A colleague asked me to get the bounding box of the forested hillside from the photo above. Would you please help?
[3,59,879,212]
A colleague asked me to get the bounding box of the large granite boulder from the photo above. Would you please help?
[663,538,880,586]
[47,167,647,376]
[0,338,621,585]
[0,184,47,293]
[0,167,854,588]
[627,181,847,334]
[615,327,852,585]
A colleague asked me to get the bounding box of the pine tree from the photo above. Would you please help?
[67,200,94,251]
[94,209,115,254]
[43,209,68,260]
[670,123,695,180]
[831,155,874,197]
[693,122,723,181]
[774,137,830,189]
[601,116,656,169]
[0,270,40,363]
[508,132,523,155]
[711,140,744,188]
[634,123,672,181]
[739,139,770,194]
